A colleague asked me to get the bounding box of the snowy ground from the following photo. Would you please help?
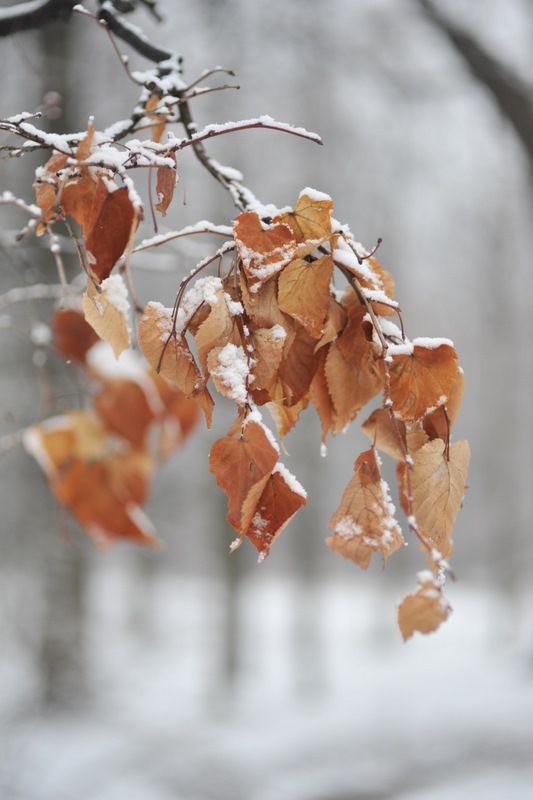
[1,574,533,800]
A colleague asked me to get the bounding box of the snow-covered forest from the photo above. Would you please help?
[1,1,532,798]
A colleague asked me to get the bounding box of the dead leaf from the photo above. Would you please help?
[327,448,404,568]
[278,254,334,338]
[82,274,130,358]
[138,301,214,426]
[244,463,306,561]
[209,419,279,537]
[23,411,157,549]
[388,341,459,421]
[400,438,470,562]
[398,572,452,640]
[233,212,296,295]
[273,190,334,257]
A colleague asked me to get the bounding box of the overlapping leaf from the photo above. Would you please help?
[388,340,459,421]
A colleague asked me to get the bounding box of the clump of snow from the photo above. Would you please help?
[334,515,363,540]
[210,343,249,405]
[273,462,307,499]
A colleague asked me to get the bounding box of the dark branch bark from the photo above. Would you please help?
[416,0,533,166]
[0,0,77,35]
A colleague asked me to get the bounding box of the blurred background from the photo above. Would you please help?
[1,0,533,798]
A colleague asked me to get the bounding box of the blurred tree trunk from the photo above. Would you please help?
[35,20,87,709]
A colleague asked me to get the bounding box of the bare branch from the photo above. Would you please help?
[416,0,533,166]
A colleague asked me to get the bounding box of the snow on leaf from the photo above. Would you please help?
[327,447,404,569]
[423,369,465,442]
[209,420,279,540]
[398,573,452,640]
[278,254,334,338]
[244,463,306,561]
[82,274,130,358]
[388,341,459,421]
[273,190,334,257]
[233,211,296,295]
[138,301,214,427]
[207,343,249,405]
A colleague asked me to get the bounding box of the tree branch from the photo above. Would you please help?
[0,0,77,35]
[416,0,533,166]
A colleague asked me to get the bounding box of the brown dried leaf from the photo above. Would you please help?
[273,191,334,257]
[23,412,157,549]
[244,464,307,561]
[85,180,138,283]
[361,408,406,460]
[423,369,465,441]
[51,305,100,363]
[138,301,214,426]
[209,419,279,535]
[233,212,296,295]
[278,254,334,338]
[398,573,452,640]
[82,275,130,358]
[325,341,384,434]
[389,341,459,422]
[155,152,177,216]
[401,438,470,562]
[327,448,404,569]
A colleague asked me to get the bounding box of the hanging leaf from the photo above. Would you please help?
[399,438,470,563]
[138,301,214,426]
[388,340,459,421]
[273,189,334,257]
[82,274,130,358]
[244,463,307,562]
[209,419,279,537]
[278,254,334,338]
[23,411,157,549]
[327,448,404,569]
[51,304,100,363]
[155,152,177,216]
[398,572,452,640]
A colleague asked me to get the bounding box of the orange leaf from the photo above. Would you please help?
[273,190,334,257]
[423,369,465,442]
[93,379,157,450]
[85,180,138,283]
[209,419,279,536]
[23,412,157,549]
[33,151,69,232]
[244,463,306,562]
[155,152,177,216]
[327,448,404,569]
[310,345,335,443]
[325,340,383,434]
[82,274,130,358]
[388,340,459,422]
[398,572,452,640]
[138,301,214,427]
[361,408,406,460]
[278,254,334,338]
[400,438,470,562]
[51,304,100,363]
[233,212,296,295]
